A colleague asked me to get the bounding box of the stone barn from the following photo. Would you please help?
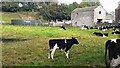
[115,1,120,25]
[71,5,107,27]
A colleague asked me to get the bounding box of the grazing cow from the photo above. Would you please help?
[105,39,120,68]
[81,25,89,30]
[93,32,108,37]
[115,26,120,29]
[102,27,108,31]
[112,31,120,35]
[48,37,79,59]
[112,28,120,34]
[99,26,108,31]
[90,26,94,29]
[60,25,66,30]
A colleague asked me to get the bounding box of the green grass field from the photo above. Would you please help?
[1,12,38,23]
[2,25,119,67]
[1,12,21,23]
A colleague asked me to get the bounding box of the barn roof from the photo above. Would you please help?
[72,6,98,12]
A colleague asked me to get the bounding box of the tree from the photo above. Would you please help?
[2,2,38,12]
[67,2,81,15]
[2,2,19,12]
[39,3,70,21]
[80,2,100,8]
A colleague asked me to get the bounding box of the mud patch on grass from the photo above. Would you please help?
[1,37,30,43]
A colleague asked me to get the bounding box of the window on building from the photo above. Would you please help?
[75,22,77,25]
[99,11,101,14]
[77,13,78,15]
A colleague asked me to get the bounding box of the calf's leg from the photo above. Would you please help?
[48,49,52,59]
[110,55,120,68]
[51,44,58,59]
[65,50,69,59]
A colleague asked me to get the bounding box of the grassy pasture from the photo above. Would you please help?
[1,12,21,23]
[2,25,119,67]
[1,12,38,23]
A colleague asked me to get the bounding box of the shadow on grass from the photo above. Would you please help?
[1,37,30,43]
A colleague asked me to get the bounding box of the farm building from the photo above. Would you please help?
[11,19,42,26]
[115,1,120,25]
[71,5,114,27]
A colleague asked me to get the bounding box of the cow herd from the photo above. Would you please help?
[48,25,120,68]
[82,25,120,37]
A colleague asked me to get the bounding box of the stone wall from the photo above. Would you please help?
[11,19,42,26]
[71,10,94,26]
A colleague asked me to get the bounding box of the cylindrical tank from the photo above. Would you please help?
[115,1,120,25]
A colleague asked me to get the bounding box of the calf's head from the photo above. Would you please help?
[71,37,79,44]
[104,33,108,37]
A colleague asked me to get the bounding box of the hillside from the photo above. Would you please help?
[1,12,39,23]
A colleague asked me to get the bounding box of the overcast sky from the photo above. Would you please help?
[58,0,120,13]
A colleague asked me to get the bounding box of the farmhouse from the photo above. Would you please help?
[115,1,120,25]
[71,5,114,27]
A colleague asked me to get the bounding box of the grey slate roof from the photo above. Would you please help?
[72,6,98,12]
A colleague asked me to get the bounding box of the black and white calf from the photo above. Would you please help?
[101,26,108,31]
[112,29,120,34]
[93,32,108,37]
[81,25,89,30]
[60,25,66,30]
[48,37,79,59]
[105,39,120,68]
[112,31,120,35]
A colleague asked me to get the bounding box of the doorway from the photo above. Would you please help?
[97,19,102,22]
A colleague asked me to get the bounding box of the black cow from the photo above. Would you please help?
[93,32,108,37]
[90,26,94,29]
[115,26,120,28]
[48,37,79,59]
[105,39,120,68]
[60,25,66,30]
[112,31,120,34]
[99,26,108,31]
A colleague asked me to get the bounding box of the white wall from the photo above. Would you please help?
[94,6,107,23]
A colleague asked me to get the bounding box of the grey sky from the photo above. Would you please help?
[58,0,120,13]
